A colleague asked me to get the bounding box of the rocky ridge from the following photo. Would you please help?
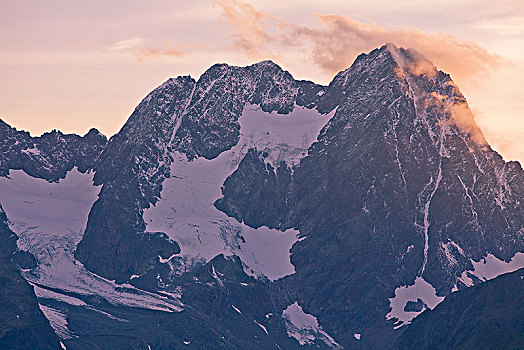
[0,205,62,349]
[0,121,106,182]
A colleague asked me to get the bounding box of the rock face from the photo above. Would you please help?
[215,148,294,229]
[1,43,523,349]
[0,262,62,350]
[0,206,61,350]
[0,206,17,259]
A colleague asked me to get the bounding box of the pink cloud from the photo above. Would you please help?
[217,1,507,86]
[107,37,187,61]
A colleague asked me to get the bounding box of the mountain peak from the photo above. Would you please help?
[387,43,438,78]
[346,42,487,147]
[250,59,282,70]
[386,45,487,145]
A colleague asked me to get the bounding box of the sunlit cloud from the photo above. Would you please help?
[107,37,187,61]
[428,90,487,146]
[217,0,507,87]
[134,40,187,62]
[108,37,147,52]
[216,0,274,56]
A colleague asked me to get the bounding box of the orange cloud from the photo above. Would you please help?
[135,39,186,61]
[217,1,507,86]
[427,90,487,145]
[108,38,186,61]
[390,45,438,79]
[65,38,96,48]
[215,0,279,58]
[108,37,147,52]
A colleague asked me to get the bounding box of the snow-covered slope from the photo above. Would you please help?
[0,168,98,238]
[282,302,342,349]
[144,104,335,280]
[0,169,183,321]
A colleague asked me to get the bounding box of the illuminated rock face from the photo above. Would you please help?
[1,44,523,349]
[0,206,62,349]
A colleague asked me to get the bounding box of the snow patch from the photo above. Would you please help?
[238,104,335,168]
[0,169,183,313]
[21,147,41,156]
[254,320,269,334]
[158,254,176,264]
[354,333,361,340]
[143,153,298,280]
[144,104,334,281]
[470,252,524,280]
[421,161,442,275]
[0,168,98,238]
[386,276,444,328]
[440,242,458,266]
[457,252,524,287]
[33,284,87,307]
[87,307,129,323]
[144,148,300,281]
[39,305,77,339]
[231,304,242,314]
[282,302,342,349]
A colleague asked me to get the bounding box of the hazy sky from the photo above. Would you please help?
[1,0,523,163]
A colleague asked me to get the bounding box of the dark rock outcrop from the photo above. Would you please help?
[394,268,524,349]
[215,149,294,229]
[0,206,61,349]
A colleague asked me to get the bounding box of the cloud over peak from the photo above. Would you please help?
[217,0,506,87]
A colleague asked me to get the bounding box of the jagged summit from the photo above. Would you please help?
[135,43,482,152]
[384,44,487,146]
[342,43,487,146]
[386,42,437,76]
[0,118,104,140]
[204,58,284,71]
[84,127,105,138]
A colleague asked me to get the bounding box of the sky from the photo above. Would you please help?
[1,0,523,163]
